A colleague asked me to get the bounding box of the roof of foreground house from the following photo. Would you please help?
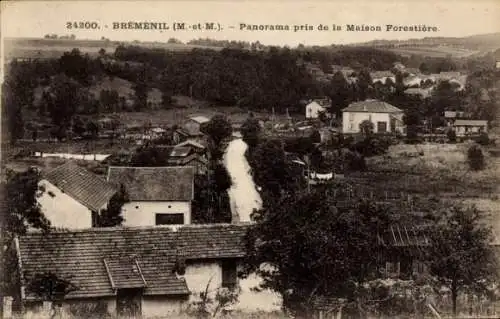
[17,223,250,300]
[107,166,195,201]
[342,99,402,114]
[43,162,117,212]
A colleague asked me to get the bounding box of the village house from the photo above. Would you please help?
[15,224,282,318]
[173,115,211,144]
[452,119,488,137]
[403,75,424,88]
[404,68,421,76]
[305,98,331,119]
[37,162,117,229]
[342,99,405,134]
[404,88,432,99]
[370,71,395,84]
[106,166,195,226]
[155,145,209,174]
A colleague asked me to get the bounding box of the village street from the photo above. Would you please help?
[224,138,262,223]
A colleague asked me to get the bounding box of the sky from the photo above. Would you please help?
[1,0,500,46]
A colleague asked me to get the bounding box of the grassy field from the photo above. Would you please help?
[3,37,223,61]
[343,141,500,236]
[388,46,479,58]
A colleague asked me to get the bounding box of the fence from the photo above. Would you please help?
[33,152,111,161]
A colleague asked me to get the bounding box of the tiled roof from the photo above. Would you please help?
[342,100,402,113]
[107,166,194,201]
[104,257,147,289]
[377,225,432,247]
[188,116,210,124]
[170,146,192,157]
[43,162,117,212]
[453,120,488,126]
[370,71,394,79]
[175,140,206,150]
[17,224,249,300]
[404,88,431,99]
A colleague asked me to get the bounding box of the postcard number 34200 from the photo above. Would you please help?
[66,22,100,30]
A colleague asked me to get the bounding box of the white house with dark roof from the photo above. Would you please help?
[37,162,117,229]
[342,99,404,134]
[16,224,282,318]
[106,166,195,226]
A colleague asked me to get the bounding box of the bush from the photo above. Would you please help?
[68,301,111,318]
[349,136,391,157]
[475,132,490,146]
[346,151,366,171]
[467,144,485,171]
[447,129,457,143]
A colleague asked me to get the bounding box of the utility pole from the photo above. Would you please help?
[304,155,311,194]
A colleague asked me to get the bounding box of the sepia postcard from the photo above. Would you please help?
[1,0,500,318]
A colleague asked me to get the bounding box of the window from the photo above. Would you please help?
[221,259,238,289]
[116,288,142,317]
[377,121,388,133]
[91,211,99,227]
[155,213,184,225]
[412,260,427,275]
[385,261,400,278]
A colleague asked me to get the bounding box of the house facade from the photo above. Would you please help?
[16,224,282,318]
[342,99,404,134]
[173,116,210,144]
[370,71,395,84]
[306,98,331,119]
[107,166,195,226]
[453,120,488,137]
[37,162,117,229]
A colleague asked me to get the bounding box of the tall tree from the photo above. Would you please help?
[2,169,51,298]
[241,193,392,318]
[328,72,352,119]
[97,184,129,227]
[356,69,372,101]
[240,115,261,149]
[2,81,25,145]
[46,75,81,140]
[428,205,497,316]
[201,115,232,161]
[133,68,149,111]
[248,139,303,201]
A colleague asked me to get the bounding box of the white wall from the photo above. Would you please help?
[185,261,222,299]
[342,112,399,133]
[142,296,187,318]
[306,101,326,119]
[455,125,487,136]
[184,261,282,313]
[37,180,93,229]
[122,201,191,226]
[24,297,116,318]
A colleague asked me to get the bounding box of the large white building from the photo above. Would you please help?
[342,99,404,134]
[37,162,117,229]
[106,166,195,226]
